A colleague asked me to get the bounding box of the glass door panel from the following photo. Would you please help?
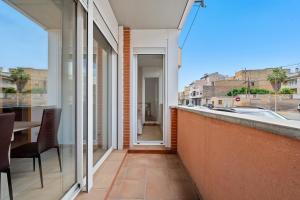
[0,0,77,199]
[92,24,112,165]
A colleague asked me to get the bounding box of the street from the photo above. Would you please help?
[278,110,300,121]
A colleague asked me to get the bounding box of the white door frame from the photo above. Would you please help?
[132,49,167,145]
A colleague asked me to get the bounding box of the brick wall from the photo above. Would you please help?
[177,108,300,200]
[171,107,178,151]
[123,27,131,148]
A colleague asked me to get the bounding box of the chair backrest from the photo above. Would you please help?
[37,108,62,153]
[0,113,15,171]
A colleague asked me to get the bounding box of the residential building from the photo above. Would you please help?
[179,72,226,106]
[201,72,226,84]
[189,80,203,105]
[202,79,245,105]
[0,68,15,91]
[234,68,283,91]
[283,68,300,95]
[1,68,48,93]
[22,68,48,93]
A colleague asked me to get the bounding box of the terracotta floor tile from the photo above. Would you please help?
[169,180,198,200]
[76,188,106,200]
[116,166,128,180]
[107,152,127,161]
[107,183,121,199]
[76,150,127,200]
[94,173,114,189]
[168,168,191,181]
[107,154,199,200]
[125,167,146,180]
[145,186,174,200]
[98,161,121,174]
[146,167,169,180]
[114,180,145,199]
[166,158,184,169]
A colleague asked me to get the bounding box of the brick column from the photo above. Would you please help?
[171,107,178,151]
[123,27,131,148]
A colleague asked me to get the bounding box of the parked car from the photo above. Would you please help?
[195,105,211,110]
[187,103,194,107]
[213,107,287,120]
[297,103,300,112]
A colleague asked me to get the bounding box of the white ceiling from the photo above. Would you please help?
[5,0,62,29]
[109,0,189,29]
[138,55,163,68]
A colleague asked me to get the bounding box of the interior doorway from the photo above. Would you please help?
[145,77,159,122]
[136,54,164,144]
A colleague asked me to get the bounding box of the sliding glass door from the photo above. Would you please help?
[136,55,164,144]
[92,24,112,166]
[0,0,78,199]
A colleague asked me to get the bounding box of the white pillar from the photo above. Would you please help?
[48,30,62,107]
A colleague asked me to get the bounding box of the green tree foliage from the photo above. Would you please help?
[2,87,16,93]
[267,68,288,83]
[279,88,295,94]
[227,87,271,96]
[30,88,47,94]
[10,68,30,93]
[267,68,287,92]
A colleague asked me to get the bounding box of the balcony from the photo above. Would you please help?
[77,106,300,200]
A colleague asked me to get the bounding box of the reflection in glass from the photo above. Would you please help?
[0,0,77,199]
[93,24,112,165]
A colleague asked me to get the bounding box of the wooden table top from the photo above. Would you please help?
[13,121,41,133]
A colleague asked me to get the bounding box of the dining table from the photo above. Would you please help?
[11,121,41,141]
[13,121,41,133]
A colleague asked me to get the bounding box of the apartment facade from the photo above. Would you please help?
[0,0,195,199]
[283,70,300,95]
[179,72,226,106]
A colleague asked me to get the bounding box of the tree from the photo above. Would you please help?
[2,87,16,98]
[10,68,30,93]
[267,68,287,111]
[279,88,294,94]
[227,87,271,96]
[10,68,30,106]
[2,87,17,94]
[267,68,287,92]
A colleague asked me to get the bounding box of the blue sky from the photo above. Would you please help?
[1,0,299,91]
[179,0,300,90]
[0,1,47,70]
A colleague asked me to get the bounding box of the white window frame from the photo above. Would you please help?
[131,48,167,146]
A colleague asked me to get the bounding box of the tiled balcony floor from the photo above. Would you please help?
[107,153,199,200]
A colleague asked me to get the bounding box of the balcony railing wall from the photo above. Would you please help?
[174,107,300,200]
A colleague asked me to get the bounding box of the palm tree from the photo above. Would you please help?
[267,68,287,112]
[10,68,30,105]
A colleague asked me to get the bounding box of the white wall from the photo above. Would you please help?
[131,29,179,147]
[48,30,62,107]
